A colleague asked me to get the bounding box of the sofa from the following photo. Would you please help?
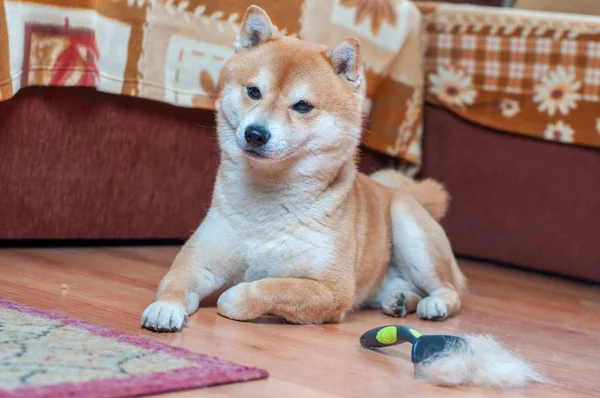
[1,0,598,282]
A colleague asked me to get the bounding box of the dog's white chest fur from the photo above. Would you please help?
[240,222,335,282]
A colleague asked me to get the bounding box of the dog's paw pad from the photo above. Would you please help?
[417,296,448,321]
[392,293,408,317]
[141,301,187,332]
[382,293,410,318]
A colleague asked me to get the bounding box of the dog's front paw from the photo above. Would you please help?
[416,296,448,321]
[141,301,187,332]
[217,283,262,321]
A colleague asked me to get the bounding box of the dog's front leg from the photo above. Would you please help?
[142,210,243,332]
[217,277,354,324]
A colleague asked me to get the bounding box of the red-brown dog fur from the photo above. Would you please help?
[142,5,466,331]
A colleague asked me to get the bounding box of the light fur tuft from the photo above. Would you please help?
[370,169,449,221]
[415,335,545,389]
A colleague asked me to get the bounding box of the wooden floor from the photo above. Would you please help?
[1,246,599,397]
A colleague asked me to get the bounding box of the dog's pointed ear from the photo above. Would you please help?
[326,38,361,83]
[235,6,275,52]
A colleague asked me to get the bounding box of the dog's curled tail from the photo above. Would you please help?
[409,178,449,221]
[369,169,449,221]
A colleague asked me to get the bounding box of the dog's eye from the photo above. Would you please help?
[247,86,261,100]
[293,100,313,113]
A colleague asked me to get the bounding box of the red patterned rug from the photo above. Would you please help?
[0,299,268,398]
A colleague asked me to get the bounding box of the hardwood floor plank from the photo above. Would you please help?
[0,247,599,397]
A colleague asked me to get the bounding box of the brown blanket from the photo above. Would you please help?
[0,0,424,167]
[1,1,597,169]
[421,2,600,149]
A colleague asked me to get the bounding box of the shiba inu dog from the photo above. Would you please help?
[142,5,466,332]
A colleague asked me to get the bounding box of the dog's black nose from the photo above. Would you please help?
[244,124,271,148]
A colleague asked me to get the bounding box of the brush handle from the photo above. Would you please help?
[359,325,423,348]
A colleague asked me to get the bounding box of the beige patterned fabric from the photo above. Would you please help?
[1,307,196,388]
[420,2,600,148]
[3,1,596,167]
[0,0,424,166]
[0,300,267,396]
[515,0,600,16]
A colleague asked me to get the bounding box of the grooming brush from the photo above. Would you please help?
[359,325,467,377]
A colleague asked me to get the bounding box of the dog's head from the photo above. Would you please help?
[216,5,365,167]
